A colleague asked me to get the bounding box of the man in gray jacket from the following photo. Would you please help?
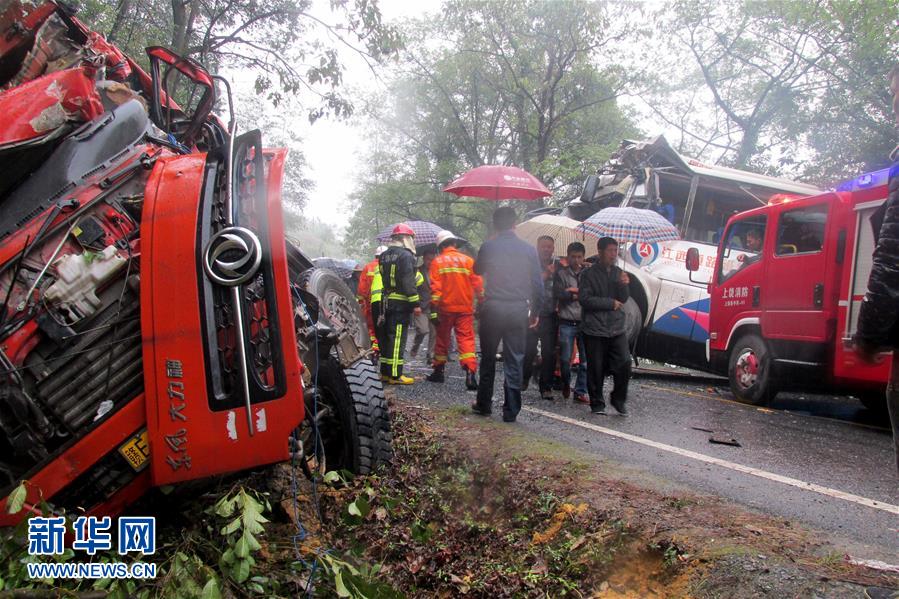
[554,242,589,403]
[579,237,631,415]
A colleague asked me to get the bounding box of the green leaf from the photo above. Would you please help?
[220,517,241,536]
[334,569,350,598]
[214,495,236,518]
[232,559,251,583]
[323,471,341,484]
[6,482,26,514]
[201,578,222,599]
[348,501,362,518]
[234,535,250,558]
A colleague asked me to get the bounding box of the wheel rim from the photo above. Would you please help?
[321,288,365,347]
[734,348,759,391]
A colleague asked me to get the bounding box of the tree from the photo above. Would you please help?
[345,0,639,256]
[76,0,403,120]
[645,0,897,182]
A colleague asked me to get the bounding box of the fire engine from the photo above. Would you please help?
[699,168,893,406]
[0,1,391,525]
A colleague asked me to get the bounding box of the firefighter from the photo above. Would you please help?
[369,266,385,360]
[378,224,421,384]
[426,230,483,390]
[357,245,388,354]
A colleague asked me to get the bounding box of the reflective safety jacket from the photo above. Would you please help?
[378,246,421,310]
[370,269,383,306]
[429,247,483,314]
[356,258,380,306]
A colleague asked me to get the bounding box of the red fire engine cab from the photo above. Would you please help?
[698,168,893,406]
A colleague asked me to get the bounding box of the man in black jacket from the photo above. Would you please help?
[579,237,631,415]
[379,223,422,385]
[854,64,899,473]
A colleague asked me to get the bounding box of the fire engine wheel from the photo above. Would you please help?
[728,333,778,405]
[298,267,369,350]
[301,357,393,478]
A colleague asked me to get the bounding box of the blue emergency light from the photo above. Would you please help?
[836,167,891,192]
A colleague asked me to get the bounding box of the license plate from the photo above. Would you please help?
[118,430,150,472]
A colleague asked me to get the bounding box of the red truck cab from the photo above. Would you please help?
[706,169,892,406]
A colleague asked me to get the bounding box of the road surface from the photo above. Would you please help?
[394,356,899,563]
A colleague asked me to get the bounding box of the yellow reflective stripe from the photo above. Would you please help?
[392,323,402,377]
[429,312,437,319]
[415,271,424,285]
[386,293,419,301]
[366,271,376,277]
[437,267,471,275]
[390,264,396,288]
[459,352,476,360]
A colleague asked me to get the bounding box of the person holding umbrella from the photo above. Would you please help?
[473,207,544,422]
[426,229,483,390]
[378,224,422,385]
[579,237,631,415]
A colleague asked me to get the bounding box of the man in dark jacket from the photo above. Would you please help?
[854,64,899,473]
[474,207,544,422]
[523,235,560,399]
[378,223,422,385]
[579,237,631,415]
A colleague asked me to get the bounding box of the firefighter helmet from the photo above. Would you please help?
[391,223,415,237]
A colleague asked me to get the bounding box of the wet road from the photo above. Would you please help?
[394,357,899,562]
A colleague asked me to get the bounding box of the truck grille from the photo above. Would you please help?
[199,131,285,410]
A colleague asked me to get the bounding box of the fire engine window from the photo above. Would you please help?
[775,204,827,256]
[717,216,767,282]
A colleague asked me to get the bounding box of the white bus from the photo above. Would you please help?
[556,136,822,370]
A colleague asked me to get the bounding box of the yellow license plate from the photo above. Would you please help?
[118,430,150,472]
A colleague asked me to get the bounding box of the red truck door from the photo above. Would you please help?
[761,197,834,342]
[708,213,768,350]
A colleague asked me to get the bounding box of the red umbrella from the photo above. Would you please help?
[443,165,552,201]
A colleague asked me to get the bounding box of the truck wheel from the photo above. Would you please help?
[301,357,393,477]
[728,333,777,405]
[298,267,369,350]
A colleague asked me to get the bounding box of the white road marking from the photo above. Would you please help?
[523,406,899,516]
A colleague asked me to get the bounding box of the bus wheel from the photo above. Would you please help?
[728,334,777,405]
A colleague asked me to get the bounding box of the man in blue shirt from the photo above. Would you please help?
[473,207,545,422]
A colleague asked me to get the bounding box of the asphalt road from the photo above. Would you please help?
[394,355,899,563]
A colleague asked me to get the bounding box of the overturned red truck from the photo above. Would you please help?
[0,1,391,525]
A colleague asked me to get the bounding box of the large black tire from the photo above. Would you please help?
[728,333,778,405]
[314,357,392,474]
[298,267,369,350]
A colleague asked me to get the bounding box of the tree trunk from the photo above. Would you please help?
[106,0,132,43]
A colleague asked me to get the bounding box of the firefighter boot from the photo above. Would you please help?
[426,365,446,383]
[387,375,415,385]
[465,368,478,391]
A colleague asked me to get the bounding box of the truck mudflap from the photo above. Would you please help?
[140,145,303,486]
